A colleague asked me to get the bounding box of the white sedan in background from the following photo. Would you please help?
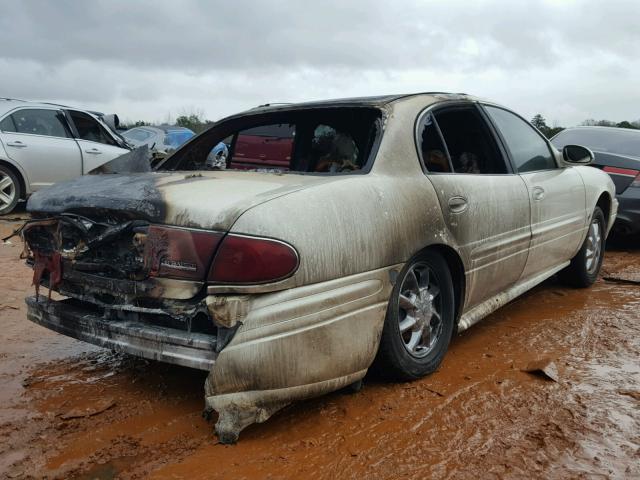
[0,98,130,214]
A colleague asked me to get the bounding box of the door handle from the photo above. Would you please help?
[6,141,26,148]
[448,196,468,213]
[532,186,545,201]
[85,148,102,154]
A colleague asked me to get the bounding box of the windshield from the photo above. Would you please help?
[552,128,640,158]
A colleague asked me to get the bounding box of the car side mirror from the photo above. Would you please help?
[562,144,594,165]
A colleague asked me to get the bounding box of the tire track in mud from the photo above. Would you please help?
[0,230,639,479]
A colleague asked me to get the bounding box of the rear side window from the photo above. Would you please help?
[419,106,507,174]
[2,109,70,138]
[68,110,117,146]
[484,106,556,172]
[419,113,451,172]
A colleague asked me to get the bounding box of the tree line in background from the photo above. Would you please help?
[531,113,640,139]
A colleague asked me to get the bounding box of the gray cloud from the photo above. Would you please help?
[1,0,639,124]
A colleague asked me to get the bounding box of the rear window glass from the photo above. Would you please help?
[552,128,640,158]
[162,108,381,175]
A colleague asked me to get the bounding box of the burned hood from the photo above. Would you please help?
[27,171,332,230]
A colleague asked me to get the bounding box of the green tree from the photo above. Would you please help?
[616,121,638,130]
[531,114,548,131]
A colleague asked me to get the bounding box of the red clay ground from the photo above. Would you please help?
[0,214,638,479]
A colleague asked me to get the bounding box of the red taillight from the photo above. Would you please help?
[145,226,223,280]
[208,234,299,284]
[632,173,640,188]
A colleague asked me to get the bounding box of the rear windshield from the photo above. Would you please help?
[161,107,382,174]
[552,128,640,158]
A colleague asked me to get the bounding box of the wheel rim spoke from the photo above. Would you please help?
[399,315,417,333]
[399,293,417,310]
[407,329,423,351]
[0,190,12,206]
[0,176,12,190]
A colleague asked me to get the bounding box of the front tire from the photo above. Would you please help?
[559,206,605,288]
[0,165,20,216]
[374,250,455,381]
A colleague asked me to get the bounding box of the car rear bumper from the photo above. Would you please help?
[25,295,217,370]
[615,188,640,235]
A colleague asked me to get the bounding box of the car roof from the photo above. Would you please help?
[247,92,476,113]
[0,97,95,117]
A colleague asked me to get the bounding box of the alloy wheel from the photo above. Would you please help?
[0,172,16,211]
[585,217,602,274]
[397,261,443,358]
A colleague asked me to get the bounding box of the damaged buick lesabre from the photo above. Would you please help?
[20,93,617,443]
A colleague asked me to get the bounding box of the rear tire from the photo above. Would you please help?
[558,207,605,288]
[0,165,20,216]
[374,250,455,381]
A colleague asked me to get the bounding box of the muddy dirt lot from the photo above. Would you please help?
[1,214,639,479]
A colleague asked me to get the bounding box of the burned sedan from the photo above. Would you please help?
[21,93,617,443]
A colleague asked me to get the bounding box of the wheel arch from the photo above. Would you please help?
[0,159,27,200]
[420,243,466,328]
[595,191,611,229]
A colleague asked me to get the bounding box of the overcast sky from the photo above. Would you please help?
[1,0,639,126]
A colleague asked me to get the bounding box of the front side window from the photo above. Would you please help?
[4,109,70,138]
[0,115,16,132]
[68,110,117,146]
[419,106,507,174]
[484,106,556,172]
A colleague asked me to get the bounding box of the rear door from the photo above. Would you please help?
[0,107,82,190]
[65,110,130,173]
[483,105,586,280]
[419,104,532,309]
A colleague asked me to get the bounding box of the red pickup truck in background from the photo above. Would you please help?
[230,124,294,170]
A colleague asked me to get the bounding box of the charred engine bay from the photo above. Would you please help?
[21,213,213,334]
[24,213,150,280]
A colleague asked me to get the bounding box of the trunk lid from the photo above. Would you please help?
[27,170,330,230]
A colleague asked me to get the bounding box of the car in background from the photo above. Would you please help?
[0,98,130,215]
[552,126,640,236]
[121,125,195,153]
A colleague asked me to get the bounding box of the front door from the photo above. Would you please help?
[419,105,532,309]
[66,110,130,173]
[482,105,586,280]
